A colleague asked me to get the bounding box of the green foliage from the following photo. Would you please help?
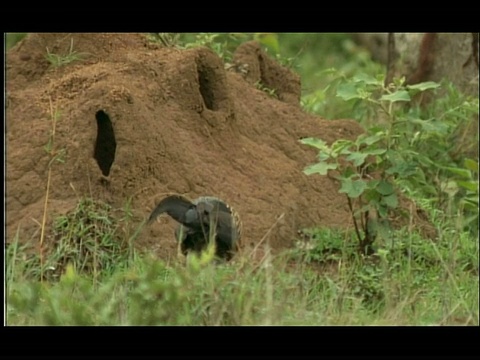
[6,33,27,50]
[254,33,280,54]
[163,33,251,62]
[441,158,479,234]
[291,226,478,315]
[47,198,130,277]
[294,228,357,263]
[301,74,479,250]
[147,33,295,68]
[254,80,278,98]
[299,37,386,118]
[45,38,88,68]
[7,198,133,283]
[8,224,478,325]
[146,33,181,47]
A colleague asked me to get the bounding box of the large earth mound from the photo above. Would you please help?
[6,33,422,260]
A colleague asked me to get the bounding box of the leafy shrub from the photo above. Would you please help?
[301,73,479,251]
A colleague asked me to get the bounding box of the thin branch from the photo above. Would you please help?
[347,196,362,245]
[385,33,397,87]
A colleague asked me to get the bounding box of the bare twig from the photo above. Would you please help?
[347,196,362,246]
[249,213,285,258]
[385,33,397,87]
[39,98,58,281]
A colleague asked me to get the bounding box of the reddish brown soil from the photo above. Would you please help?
[5,33,430,261]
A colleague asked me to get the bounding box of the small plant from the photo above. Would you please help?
[146,33,180,47]
[39,100,65,280]
[254,80,278,98]
[6,33,27,50]
[294,228,356,264]
[181,33,244,62]
[44,197,130,280]
[7,197,131,283]
[442,158,479,235]
[45,38,87,68]
[300,75,450,254]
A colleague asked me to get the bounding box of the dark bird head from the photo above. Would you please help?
[147,194,197,226]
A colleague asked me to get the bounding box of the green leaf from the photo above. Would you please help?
[377,204,389,218]
[339,179,367,198]
[444,166,472,179]
[304,162,337,176]
[457,180,479,192]
[365,148,387,156]
[464,158,479,173]
[331,139,354,155]
[375,220,393,239]
[254,33,279,54]
[363,187,381,202]
[382,193,398,208]
[336,83,361,101]
[380,90,411,102]
[423,185,438,196]
[317,152,330,161]
[463,197,479,206]
[408,118,450,134]
[352,73,383,86]
[354,203,375,217]
[299,138,328,150]
[407,81,440,91]
[386,162,417,177]
[442,180,459,197]
[342,167,356,179]
[463,200,479,212]
[346,152,368,166]
[357,133,384,146]
[376,180,394,195]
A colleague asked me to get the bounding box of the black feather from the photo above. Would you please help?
[147,195,195,226]
[175,196,240,260]
[149,195,241,261]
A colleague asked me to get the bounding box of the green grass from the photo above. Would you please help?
[6,210,478,325]
[44,38,88,68]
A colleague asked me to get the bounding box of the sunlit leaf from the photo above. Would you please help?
[385,162,417,177]
[457,180,479,192]
[382,193,398,208]
[380,90,411,102]
[336,83,360,101]
[254,33,279,54]
[304,162,337,176]
[464,158,478,173]
[376,180,394,195]
[331,139,354,156]
[444,167,472,179]
[339,178,366,198]
[407,81,440,91]
[442,180,459,197]
[357,133,384,146]
[353,73,383,85]
[346,152,368,166]
[299,138,328,150]
[365,148,387,156]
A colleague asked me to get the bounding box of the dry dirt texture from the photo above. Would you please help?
[6,33,430,261]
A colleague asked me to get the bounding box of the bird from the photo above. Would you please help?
[147,194,242,261]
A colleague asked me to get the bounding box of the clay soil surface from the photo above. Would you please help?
[6,33,427,261]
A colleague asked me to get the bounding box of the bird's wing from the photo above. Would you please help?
[148,194,195,225]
